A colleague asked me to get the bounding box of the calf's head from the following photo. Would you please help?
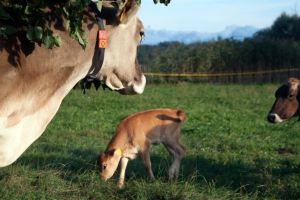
[267,78,300,123]
[98,149,122,181]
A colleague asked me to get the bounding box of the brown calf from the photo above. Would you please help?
[98,108,185,188]
[267,77,300,123]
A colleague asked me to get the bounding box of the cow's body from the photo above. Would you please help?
[99,108,185,188]
[267,77,300,123]
[0,1,146,167]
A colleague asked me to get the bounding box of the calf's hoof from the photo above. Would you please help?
[168,168,176,180]
[117,181,124,189]
[168,167,179,181]
[149,174,155,180]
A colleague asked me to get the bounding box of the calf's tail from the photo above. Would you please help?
[176,110,185,122]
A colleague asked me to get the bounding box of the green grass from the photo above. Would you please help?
[1,83,300,200]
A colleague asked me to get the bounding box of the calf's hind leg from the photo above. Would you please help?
[164,137,184,180]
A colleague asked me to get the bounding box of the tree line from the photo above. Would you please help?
[138,13,300,83]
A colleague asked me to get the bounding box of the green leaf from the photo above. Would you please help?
[75,30,86,48]
[164,0,171,5]
[26,26,34,41]
[70,0,80,6]
[0,6,12,20]
[42,35,54,48]
[33,26,43,41]
[26,26,44,42]
[62,7,69,16]
[153,0,171,5]
[64,19,70,30]
[24,5,31,15]
[0,25,17,37]
[135,0,141,6]
[53,36,62,47]
[96,1,102,12]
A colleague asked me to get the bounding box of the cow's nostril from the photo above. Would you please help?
[267,113,276,123]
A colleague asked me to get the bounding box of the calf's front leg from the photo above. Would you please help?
[140,141,155,179]
[118,157,129,188]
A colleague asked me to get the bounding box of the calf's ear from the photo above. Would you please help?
[114,148,122,156]
[106,148,122,157]
[97,154,101,165]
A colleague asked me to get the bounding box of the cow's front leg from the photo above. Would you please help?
[118,157,129,188]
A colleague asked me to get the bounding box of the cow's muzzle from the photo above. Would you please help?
[118,74,146,95]
[267,113,283,123]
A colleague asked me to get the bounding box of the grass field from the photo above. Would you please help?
[1,83,300,200]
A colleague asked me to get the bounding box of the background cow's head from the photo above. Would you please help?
[267,77,300,123]
[97,0,146,95]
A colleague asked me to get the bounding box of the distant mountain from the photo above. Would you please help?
[142,25,259,45]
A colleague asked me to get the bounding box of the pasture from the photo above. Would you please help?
[0,83,300,200]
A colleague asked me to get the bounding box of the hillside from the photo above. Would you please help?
[142,25,259,44]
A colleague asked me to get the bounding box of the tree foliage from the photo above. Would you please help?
[256,13,300,41]
[153,0,171,5]
[0,0,91,48]
[0,0,171,49]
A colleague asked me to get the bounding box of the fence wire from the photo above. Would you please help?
[144,68,300,83]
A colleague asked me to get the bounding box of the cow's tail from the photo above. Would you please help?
[176,110,185,122]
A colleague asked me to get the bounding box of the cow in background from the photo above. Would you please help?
[267,77,300,123]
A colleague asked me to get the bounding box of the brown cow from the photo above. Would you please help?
[99,108,185,188]
[0,0,146,167]
[267,77,300,123]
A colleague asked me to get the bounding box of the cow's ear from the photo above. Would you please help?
[117,0,139,24]
[297,79,300,98]
[101,0,139,24]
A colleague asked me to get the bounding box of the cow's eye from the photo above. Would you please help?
[288,94,294,99]
[103,164,107,170]
[140,31,145,38]
[139,31,145,42]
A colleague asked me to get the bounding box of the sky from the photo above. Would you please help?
[138,0,300,33]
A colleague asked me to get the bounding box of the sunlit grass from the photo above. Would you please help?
[1,83,300,199]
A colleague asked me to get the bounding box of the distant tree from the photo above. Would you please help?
[255,13,300,41]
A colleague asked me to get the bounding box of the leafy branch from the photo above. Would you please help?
[0,0,171,49]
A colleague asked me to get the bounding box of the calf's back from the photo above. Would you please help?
[109,109,185,150]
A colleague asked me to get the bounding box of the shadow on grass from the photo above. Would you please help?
[15,144,300,199]
[120,154,300,199]
[179,155,300,199]
[16,144,99,174]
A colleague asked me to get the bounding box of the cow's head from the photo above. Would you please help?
[267,78,300,123]
[98,149,122,181]
[96,0,146,95]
